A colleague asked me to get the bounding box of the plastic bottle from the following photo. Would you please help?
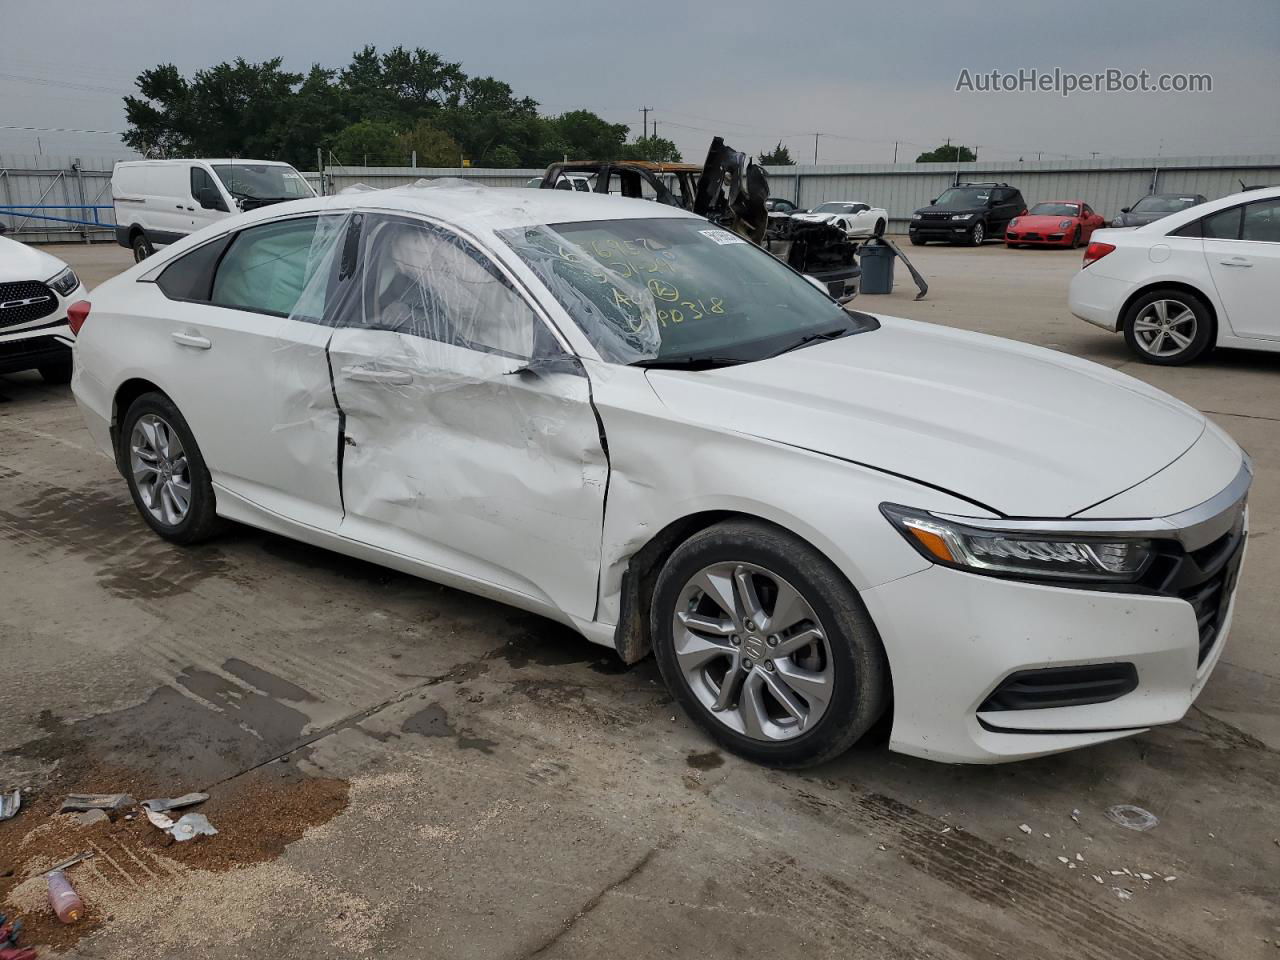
[46,870,83,924]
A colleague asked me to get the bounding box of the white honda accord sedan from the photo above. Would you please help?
[71,182,1250,766]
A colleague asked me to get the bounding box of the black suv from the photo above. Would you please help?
[909,182,1026,246]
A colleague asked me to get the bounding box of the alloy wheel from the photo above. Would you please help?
[672,562,834,742]
[972,223,984,244]
[1132,299,1197,358]
[130,413,192,525]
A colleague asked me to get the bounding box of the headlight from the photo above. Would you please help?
[1059,219,1073,230]
[1111,217,1123,227]
[1008,218,1019,229]
[911,213,922,221]
[881,504,1154,583]
[949,213,973,221]
[47,266,80,297]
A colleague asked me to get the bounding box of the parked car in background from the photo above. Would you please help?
[792,201,888,238]
[112,159,315,262]
[1006,201,1106,248]
[72,182,1248,767]
[765,197,801,215]
[0,234,87,382]
[909,182,1026,246]
[1111,193,1208,228]
[1070,186,1280,364]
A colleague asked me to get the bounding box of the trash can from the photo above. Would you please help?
[859,240,895,294]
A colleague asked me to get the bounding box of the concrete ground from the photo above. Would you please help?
[1,240,1276,959]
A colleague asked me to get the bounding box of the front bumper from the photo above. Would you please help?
[862,464,1249,763]
[909,220,976,241]
[1006,230,1072,246]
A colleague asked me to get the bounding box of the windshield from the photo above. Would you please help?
[1029,202,1079,217]
[498,217,873,367]
[212,164,314,201]
[814,202,856,214]
[1131,195,1198,214]
[932,187,991,209]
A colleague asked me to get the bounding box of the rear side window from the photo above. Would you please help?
[211,217,329,318]
[1242,199,1280,243]
[1203,206,1243,239]
[156,235,233,302]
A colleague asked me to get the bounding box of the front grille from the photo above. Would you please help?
[981,663,1139,711]
[920,212,952,221]
[0,281,58,328]
[1175,532,1245,666]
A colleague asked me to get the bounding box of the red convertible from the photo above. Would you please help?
[1005,200,1106,248]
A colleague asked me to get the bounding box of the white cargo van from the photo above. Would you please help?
[112,159,315,262]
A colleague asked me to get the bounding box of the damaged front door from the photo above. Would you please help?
[327,213,609,621]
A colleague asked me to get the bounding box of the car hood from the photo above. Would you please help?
[1013,214,1078,228]
[0,235,68,283]
[792,212,840,223]
[915,206,984,216]
[644,316,1205,518]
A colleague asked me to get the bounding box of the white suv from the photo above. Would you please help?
[1069,187,1280,364]
[0,232,88,382]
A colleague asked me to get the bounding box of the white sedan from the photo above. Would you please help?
[71,184,1248,766]
[0,232,88,382]
[792,201,888,238]
[1070,186,1280,364]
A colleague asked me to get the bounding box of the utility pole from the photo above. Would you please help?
[1090,151,1100,160]
[640,106,653,140]
[813,132,820,165]
[893,141,898,163]
[316,147,324,195]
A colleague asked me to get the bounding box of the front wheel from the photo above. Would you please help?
[119,392,223,543]
[873,218,886,237]
[909,236,926,246]
[1121,289,1214,365]
[968,222,985,246]
[650,520,889,768]
[1069,227,1081,248]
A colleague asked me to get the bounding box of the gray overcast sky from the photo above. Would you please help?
[3,0,1278,164]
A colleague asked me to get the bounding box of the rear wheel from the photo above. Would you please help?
[119,392,222,543]
[650,520,889,768]
[131,232,154,263]
[873,218,886,237]
[1121,289,1214,365]
[909,236,926,246]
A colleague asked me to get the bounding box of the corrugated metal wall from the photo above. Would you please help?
[0,156,119,244]
[6,154,1278,245]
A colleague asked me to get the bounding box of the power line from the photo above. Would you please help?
[0,123,124,136]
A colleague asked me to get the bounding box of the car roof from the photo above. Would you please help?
[217,179,703,236]
[116,158,295,167]
[1125,185,1280,233]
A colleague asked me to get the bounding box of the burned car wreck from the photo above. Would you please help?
[541,138,860,297]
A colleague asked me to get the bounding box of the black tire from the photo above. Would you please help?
[1069,227,1081,249]
[118,391,223,544]
[132,232,154,263]
[650,519,889,768]
[873,218,886,238]
[1007,242,1021,250]
[909,236,926,246]
[967,222,986,246]
[1121,288,1214,366]
[38,359,73,384]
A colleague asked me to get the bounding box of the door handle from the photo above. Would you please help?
[1218,258,1252,267]
[341,365,413,385]
[171,332,212,350]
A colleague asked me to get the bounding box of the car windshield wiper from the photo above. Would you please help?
[632,355,748,371]
[764,326,853,359]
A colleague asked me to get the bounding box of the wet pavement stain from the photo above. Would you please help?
[175,667,311,746]
[401,702,498,754]
[686,750,724,771]
[0,485,232,600]
[501,621,627,675]
[222,658,320,703]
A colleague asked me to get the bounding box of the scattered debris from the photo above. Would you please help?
[0,790,20,822]
[1139,872,1154,881]
[1043,833,1051,838]
[44,851,94,874]
[1164,876,1177,882]
[141,793,208,814]
[1105,804,1159,832]
[1113,887,1134,902]
[59,793,132,814]
[169,814,218,843]
[1018,824,1032,835]
[1075,853,1084,861]
[144,808,176,831]
[1070,808,1081,823]
[46,870,84,924]
[1093,874,1105,884]
[1057,856,1070,864]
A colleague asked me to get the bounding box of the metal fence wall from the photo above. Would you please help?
[0,156,120,244]
[6,154,1278,246]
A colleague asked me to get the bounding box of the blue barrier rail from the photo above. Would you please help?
[0,204,116,230]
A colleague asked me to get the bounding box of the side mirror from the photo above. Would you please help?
[504,354,583,379]
[1120,206,1130,214]
[197,187,225,211]
[929,197,938,205]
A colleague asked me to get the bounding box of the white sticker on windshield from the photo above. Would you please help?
[699,228,746,246]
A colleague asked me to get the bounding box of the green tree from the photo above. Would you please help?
[620,136,682,163]
[398,120,461,167]
[758,141,795,165]
[915,143,977,163]
[332,120,402,166]
[122,63,191,156]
